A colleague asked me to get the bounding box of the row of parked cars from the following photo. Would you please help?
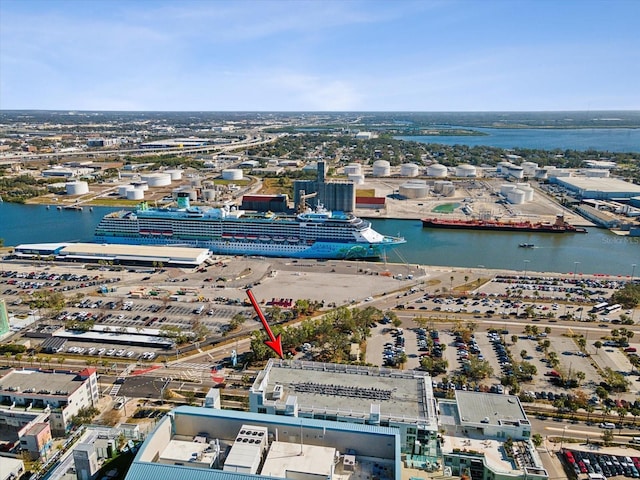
[564,449,640,478]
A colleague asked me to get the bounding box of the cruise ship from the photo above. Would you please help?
[94,197,405,259]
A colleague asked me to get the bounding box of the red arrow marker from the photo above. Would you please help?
[246,289,283,359]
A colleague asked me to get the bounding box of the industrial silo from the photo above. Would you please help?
[202,189,217,202]
[118,185,134,198]
[400,163,420,177]
[497,161,513,173]
[434,180,455,197]
[222,169,243,180]
[507,189,526,204]
[500,184,516,196]
[399,180,428,199]
[166,169,183,181]
[508,166,524,179]
[126,188,145,201]
[521,162,538,176]
[344,164,362,175]
[372,160,391,177]
[142,173,172,187]
[455,164,477,177]
[348,174,365,185]
[519,186,534,202]
[65,181,89,195]
[427,163,447,177]
[131,181,149,191]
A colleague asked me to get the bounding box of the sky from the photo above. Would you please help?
[1,0,639,112]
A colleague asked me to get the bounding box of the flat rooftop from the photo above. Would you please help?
[455,391,527,427]
[556,176,640,193]
[0,369,85,396]
[442,435,516,473]
[261,441,335,478]
[258,360,436,426]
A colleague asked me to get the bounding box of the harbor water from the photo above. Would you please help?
[1,203,637,276]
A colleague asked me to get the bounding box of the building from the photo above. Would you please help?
[73,442,100,479]
[241,194,289,212]
[0,368,99,435]
[249,359,439,460]
[0,456,24,480]
[294,162,356,212]
[124,406,401,480]
[20,422,52,460]
[438,391,547,480]
[550,176,640,200]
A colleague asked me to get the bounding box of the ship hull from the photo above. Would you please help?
[94,234,397,260]
[421,219,586,233]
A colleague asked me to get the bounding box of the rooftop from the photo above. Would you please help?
[255,360,437,426]
[455,391,527,427]
[556,176,640,193]
[0,369,88,397]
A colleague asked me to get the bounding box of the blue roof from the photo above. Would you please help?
[125,462,281,480]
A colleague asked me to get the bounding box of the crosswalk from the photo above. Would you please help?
[109,384,122,396]
[169,362,212,370]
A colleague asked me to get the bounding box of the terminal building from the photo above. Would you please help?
[249,360,440,463]
[549,176,640,200]
[124,406,401,480]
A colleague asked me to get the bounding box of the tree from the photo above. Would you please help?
[594,340,603,354]
[511,335,519,345]
[520,349,528,360]
[577,337,587,352]
[531,433,543,447]
[602,428,614,446]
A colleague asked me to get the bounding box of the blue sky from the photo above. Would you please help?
[1,0,638,111]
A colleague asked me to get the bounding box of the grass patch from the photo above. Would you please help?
[432,203,460,213]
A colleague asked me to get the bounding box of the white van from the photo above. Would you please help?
[599,422,615,429]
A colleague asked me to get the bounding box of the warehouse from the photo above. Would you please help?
[550,176,640,200]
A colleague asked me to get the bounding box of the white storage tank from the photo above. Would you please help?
[190,177,202,187]
[344,163,362,175]
[65,181,89,195]
[519,186,534,202]
[222,169,243,180]
[131,181,148,191]
[507,189,526,204]
[118,185,134,198]
[126,188,145,200]
[500,184,516,196]
[455,164,477,177]
[399,180,429,199]
[165,169,183,181]
[348,174,365,185]
[497,161,513,173]
[433,180,455,196]
[202,189,217,201]
[141,173,172,187]
[372,160,391,177]
[400,163,420,177]
[427,163,447,177]
[521,161,538,176]
[508,166,524,179]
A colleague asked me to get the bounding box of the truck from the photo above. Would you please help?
[193,305,205,315]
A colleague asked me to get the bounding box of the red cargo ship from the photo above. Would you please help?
[421,214,587,233]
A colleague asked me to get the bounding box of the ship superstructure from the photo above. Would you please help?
[95,196,404,259]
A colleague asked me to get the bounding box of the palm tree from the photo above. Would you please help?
[594,340,602,355]
[585,403,595,423]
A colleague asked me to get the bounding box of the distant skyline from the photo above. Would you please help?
[1,0,639,112]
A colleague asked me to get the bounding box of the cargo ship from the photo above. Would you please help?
[95,196,405,259]
[421,214,587,233]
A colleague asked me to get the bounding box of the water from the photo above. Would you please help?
[396,127,640,152]
[370,218,638,276]
[0,203,637,276]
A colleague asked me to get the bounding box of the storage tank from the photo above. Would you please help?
[344,164,362,175]
[372,160,391,177]
[165,169,183,181]
[519,186,534,202]
[222,169,243,180]
[202,189,217,201]
[400,163,420,177]
[521,161,538,176]
[455,164,477,177]
[65,181,89,195]
[131,181,148,191]
[534,168,549,179]
[141,173,171,187]
[507,189,526,204]
[500,184,516,196]
[497,161,513,173]
[126,188,145,200]
[348,174,365,185]
[427,163,447,177]
[508,166,524,179]
[118,185,134,198]
[399,180,428,199]
[433,180,455,196]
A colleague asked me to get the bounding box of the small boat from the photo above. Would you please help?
[519,243,535,248]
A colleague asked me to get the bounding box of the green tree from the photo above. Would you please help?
[594,340,603,354]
